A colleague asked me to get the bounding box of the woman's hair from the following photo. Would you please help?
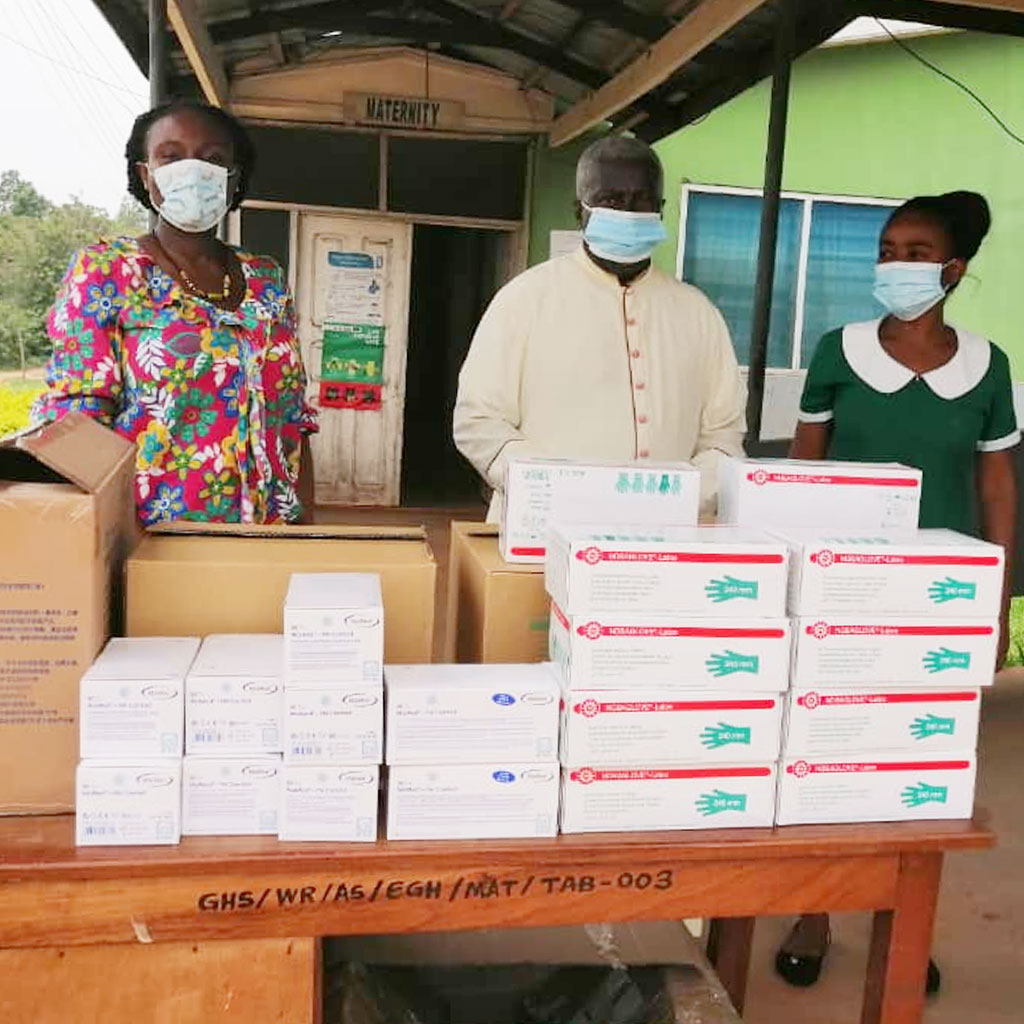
[125,100,255,212]
[887,190,991,262]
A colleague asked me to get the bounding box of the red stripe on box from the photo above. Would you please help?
[573,699,777,716]
[747,471,919,487]
[571,766,773,783]
[797,691,978,708]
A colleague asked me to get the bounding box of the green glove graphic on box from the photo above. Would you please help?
[704,576,759,603]
[927,577,977,604]
[901,782,949,808]
[699,722,752,749]
[705,650,759,677]
[922,648,971,674]
[909,714,957,740]
[695,790,748,816]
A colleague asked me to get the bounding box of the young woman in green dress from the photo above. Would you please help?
[777,191,1018,995]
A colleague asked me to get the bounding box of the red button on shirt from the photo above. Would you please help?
[638,415,648,424]
[635,381,646,390]
[639,449,650,458]
[631,349,640,359]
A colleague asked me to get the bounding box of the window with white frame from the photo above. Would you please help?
[677,185,900,369]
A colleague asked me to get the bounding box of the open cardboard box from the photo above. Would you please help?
[126,522,437,664]
[444,522,550,664]
[0,414,137,814]
[326,922,738,1023]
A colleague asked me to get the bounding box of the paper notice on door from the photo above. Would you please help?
[323,251,385,325]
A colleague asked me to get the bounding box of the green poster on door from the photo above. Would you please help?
[321,323,385,384]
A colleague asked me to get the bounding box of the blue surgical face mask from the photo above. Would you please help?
[582,204,667,264]
[873,260,952,322]
[150,158,231,233]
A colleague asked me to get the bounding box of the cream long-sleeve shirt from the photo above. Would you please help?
[453,246,747,519]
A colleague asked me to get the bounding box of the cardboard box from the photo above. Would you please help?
[278,763,379,842]
[774,528,1004,618]
[186,634,283,754]
[445,523,549,664]
[0,414,137,814]
[284,573,383,684]
[784,687,981,757]
[80,637,199,760]
[126,524,436,664]
[182,755,281,836]
[792,617,998,688]
[560,763,777,833]
[550,603,791,691]
[501,458,700,563]
[386,762,559,840]
[283,685,383,764]
[546,525,789,617]
[384,663,560,765]
[561,689,784,767]
[776,752,977,824]
[719,458,922,531]
[75,759,181,846]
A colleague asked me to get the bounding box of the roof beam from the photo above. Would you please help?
[550,0,769,146]
[168,0,230,106]
[634,0,851,142]
[208,1,381,44]
[91,0,150,74]
[862,0,1024,35]
[415,0,610,88]
[551,1,675,41]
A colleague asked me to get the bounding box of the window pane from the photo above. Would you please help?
[801,201,892,365]
[681,191,801,368]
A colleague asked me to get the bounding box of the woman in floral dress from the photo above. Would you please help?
[33,100,317,525]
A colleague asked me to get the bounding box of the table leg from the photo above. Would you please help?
[862,852,943,1024]
[706,916,755,1014]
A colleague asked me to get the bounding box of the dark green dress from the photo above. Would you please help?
[798,320,1019,535]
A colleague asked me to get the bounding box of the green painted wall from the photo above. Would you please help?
[529,31,1024,373]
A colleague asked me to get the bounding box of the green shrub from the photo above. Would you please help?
[0,380,44,438]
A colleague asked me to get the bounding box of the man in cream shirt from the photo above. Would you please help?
[453,136,746,519]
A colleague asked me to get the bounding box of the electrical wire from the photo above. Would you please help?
[875,17,1024,148]
[0,26,147,99]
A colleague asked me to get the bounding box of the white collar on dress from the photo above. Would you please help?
[841,318,991,399]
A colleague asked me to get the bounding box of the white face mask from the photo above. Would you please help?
[150,158,230,233]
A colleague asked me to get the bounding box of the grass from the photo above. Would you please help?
[1006,597,1024,668]
[0,378,46,438]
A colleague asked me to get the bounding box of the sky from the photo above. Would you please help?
[0,4,938,218]
[1,0,148,215]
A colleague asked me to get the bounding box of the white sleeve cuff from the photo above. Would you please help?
[797,408,834,424]
[977,430,1021,452]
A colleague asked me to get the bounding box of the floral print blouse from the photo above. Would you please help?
[33,237,317,525]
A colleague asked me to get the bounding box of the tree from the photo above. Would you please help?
[0,178,147,370]
[0,170,52,218]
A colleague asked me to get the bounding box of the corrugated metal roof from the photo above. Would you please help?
[91,1,1020,141]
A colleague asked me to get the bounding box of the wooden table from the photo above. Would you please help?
[0,816,993,1024]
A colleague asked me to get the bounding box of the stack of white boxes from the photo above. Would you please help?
[547,525,791,833]
[182,634,284,837]
[384,663,561,840]
[76,636,199,846]
[280,573,384,841]
[774,527,1002,824]
[501,457,701,563]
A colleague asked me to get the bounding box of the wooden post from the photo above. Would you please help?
[745,0,794,448]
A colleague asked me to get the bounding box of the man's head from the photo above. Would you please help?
[575,137,665,280]
[575,136,664,217]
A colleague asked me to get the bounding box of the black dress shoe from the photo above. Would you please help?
[927,959,941,996]
[774,948,826,987]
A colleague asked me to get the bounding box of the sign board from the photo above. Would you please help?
[343,92,465,131]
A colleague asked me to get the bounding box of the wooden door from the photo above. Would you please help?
[295,212,412,505]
